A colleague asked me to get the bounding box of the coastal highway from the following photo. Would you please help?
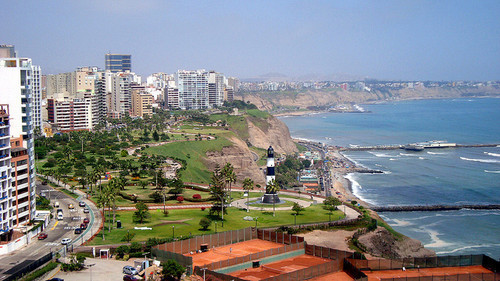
[0,180,100,281]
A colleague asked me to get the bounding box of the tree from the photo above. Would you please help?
[267,179,281,217]
[292,202,305,216]
[139,180,148,189]
[209,164,227,221]
[199,217,211,230]
[152,130,159,141]
[323,197,341,222]
[222,163,237,202]
[242,178,254,212]
[133,202,150,224]
[162,259,185,281]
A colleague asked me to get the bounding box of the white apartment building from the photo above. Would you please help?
[47,98,93,132]
[0,51,37,233]
[31,65,42,131]
[175,70,209,110]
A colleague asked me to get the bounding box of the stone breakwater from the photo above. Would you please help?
[371,204,500,212]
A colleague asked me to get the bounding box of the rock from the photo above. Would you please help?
[357,227,435,259]
[246,116,298,155]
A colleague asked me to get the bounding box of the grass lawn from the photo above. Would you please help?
[144,136,232,184]
[249,200,296,208]
[88,205,344,245]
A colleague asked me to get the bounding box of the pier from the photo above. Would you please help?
[340,143,500,151]
[371,204,500,212]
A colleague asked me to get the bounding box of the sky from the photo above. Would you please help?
[2,0,500,81]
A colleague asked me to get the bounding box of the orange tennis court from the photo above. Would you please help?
[363,265,495,281]
[190,239,285,267]
[229,254,331,280]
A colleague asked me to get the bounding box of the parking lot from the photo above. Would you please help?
[49,258,138,281]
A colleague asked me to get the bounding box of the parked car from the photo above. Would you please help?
[123,275,140,281]
[54,201,60,207]
[38,233,48,240]
[57,212,64,220]
[83,218,89,224]
[80,223,87,229]
[46,278,64,281]
[79,201,85,207]
[61,238,72,245]
[74,228,82,234]
[122,265,138,275]
[56,208,63,213]
[83,207,90,213]
[68,204,74,209]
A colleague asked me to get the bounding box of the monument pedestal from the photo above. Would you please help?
[261,193,280,204]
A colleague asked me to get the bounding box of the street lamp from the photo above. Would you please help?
[172,225,175,238]
[215,221,217,233]
[293,213,297,225]
[88,263,95,281]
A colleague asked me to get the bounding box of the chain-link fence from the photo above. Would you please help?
[257,229,305,244]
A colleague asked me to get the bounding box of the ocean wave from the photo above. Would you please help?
[427,151,447,155]
[389,158,398,161]
[460,157,500,163]
[418,157,425,160]
[425,229,453,248]
[485,170,500,173]
[436,244,500,255]
[484,152,500,157]
[345,173,377,205]
[369,151,398,158]
[399,153,421,157]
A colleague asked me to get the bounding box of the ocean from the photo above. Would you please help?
[280,98,500,259]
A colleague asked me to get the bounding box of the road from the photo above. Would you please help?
[0,180,101,281]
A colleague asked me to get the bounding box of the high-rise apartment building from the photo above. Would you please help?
[108,72,131,118]
[176,70,209,110]
[208,71,224,107]
[31,65,42,131]
[0,46,36,233]
[131,90,154,118]
[105,54,131,73]
[47,98,94,132]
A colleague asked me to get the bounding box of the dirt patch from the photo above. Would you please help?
[153,219,192,227]
[297,229,356,252]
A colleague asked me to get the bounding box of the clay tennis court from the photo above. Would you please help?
[363,265,495,280]
[190,239,284,267]
[309,271,354,281]
[229,254,330,280]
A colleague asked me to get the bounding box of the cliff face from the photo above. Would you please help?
[246,115,298,155]
[238,86,500,111]
[205,136,266,186]
[203,114,297,185]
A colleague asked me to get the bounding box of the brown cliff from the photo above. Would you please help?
[246,115,298,155]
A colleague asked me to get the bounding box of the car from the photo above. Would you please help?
[74,228,82,234]
[57,213,64,220]
[83,218,89,224]
[122,265,138,275]
[79,201,85,207]
[41,181,48,185]
[68,204,74,209]
[123,275,140,281]
[54,201,60,207]
[46,278,64,281]
[38,233,48,240]
[61,238,72,245]
[56,208,63,213]
[80,223,87,229]
[83,207,89,213]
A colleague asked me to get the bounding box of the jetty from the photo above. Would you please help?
[340,143,499,151]
[371,204,500,212]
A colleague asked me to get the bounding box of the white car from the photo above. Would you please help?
[61,238,72,245]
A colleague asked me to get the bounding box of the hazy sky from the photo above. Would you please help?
[3,0,499,81]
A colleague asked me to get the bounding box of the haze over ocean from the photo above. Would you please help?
[281,98,500,259]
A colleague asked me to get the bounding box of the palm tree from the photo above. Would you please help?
[96,186,108,240]
[267,179,280,217]
[242,178,254,212]
[222,163,237,202]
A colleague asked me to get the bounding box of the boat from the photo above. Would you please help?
[403,144,425,151]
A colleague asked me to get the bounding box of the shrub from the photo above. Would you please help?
[120,150,128,157]
[199,217,211,230]
[115,245,130,258]
[192,194,201,199]
[130,242,142,253]
[176,196,184,203]
[201,207,206,211]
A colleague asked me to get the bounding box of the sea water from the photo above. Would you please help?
[281,98,500,259]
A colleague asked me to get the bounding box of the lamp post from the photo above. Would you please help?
[88,263,95,281]
[172,225,175,238]
[293,214,297,225]
[215,221,217,233]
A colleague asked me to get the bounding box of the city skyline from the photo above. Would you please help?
[2,0,500,81]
